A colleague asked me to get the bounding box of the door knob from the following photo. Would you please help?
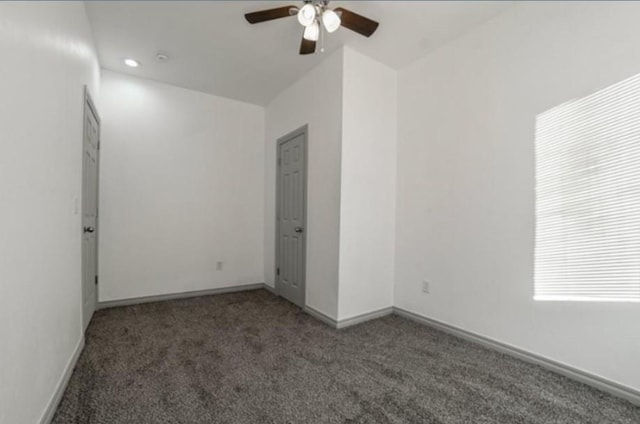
[84,226,95,233]
[294,227,303,233]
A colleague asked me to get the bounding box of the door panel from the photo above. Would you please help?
[82,91,100,330]
[276,128,307,307]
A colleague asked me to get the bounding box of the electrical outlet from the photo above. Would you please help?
[216,261,223,271]
[422,280,430,294]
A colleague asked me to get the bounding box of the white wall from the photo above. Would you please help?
[395,2,640,391]
[0,3,100,423]
[265,49,344,319]
[338,48,397,320]
[99,71,264,302]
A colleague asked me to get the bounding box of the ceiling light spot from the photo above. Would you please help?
[124,58,140,68]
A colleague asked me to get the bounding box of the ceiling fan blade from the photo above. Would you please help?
[334,7,379,37]
[245,6,297,24]
[300,34,316,55]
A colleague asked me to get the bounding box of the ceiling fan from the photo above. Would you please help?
[245,1,379,55]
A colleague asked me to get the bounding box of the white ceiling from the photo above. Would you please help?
[86,1,513,106]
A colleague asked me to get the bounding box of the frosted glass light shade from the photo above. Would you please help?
[297,4,316,27]
[322,9,341,33]
[303,21,320,41]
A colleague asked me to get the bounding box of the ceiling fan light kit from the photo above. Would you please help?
[303,20,320,41]
[245,1,379,55]
[322,9,341,33]
[297,3,317,27]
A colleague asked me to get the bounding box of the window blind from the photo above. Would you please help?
[534,73,640,302]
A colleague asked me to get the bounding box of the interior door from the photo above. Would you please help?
[276,126,307,307]
[82,89,100,330]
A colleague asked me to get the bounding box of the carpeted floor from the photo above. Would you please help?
[53,289,640,424]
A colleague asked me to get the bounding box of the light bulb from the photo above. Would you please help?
[297,3,316,27]
[322,9,341,33]
[303,20,320,42]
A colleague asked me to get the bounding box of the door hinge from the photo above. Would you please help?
[278,158,281,167]
[95,275,99,285]
[276,267,280,276]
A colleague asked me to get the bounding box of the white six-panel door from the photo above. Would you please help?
[276,127,307,307]
[82,90,100,330]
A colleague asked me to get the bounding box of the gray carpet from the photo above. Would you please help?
[53,289,640,424]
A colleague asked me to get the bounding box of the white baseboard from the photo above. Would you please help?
[304,305,339,328]
[303,305,394,329]
[337,307,394,329]
[98,283,265,309]
[394,306,640,406]
[38,336,85,424]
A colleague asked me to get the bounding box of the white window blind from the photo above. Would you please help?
[535,73,640,302]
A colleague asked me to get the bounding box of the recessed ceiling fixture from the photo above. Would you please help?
[245,1,379,55]
[156,52,170,62]
[124,58,140,68]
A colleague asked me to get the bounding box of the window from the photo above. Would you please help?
[535,73,640,302]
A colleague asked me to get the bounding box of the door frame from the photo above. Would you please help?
[81,86,101,330]
[275,125,309,308]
